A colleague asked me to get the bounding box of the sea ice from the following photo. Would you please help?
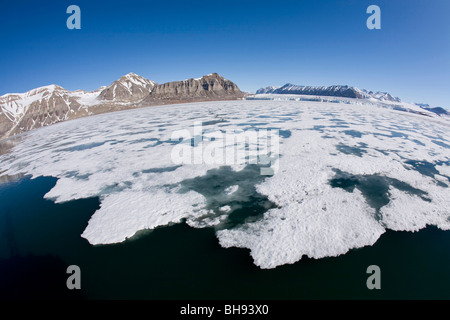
[0,100,449,268]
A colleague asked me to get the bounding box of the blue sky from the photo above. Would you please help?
[1,0,449,108]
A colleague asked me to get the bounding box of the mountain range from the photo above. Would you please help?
[257,84,401,102]
[256,83,448,116]
[2,76,448,140]
[0,73,244,139]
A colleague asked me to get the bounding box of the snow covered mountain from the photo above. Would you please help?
[361,89,401,103]
[0,73,244,139]
[414,103,449,116]
[0,84,103,138]
[257,84,367,99]
[256,83,401,101]
[98,72,157,102]
[255,86,280,94]
[255,83,448,117]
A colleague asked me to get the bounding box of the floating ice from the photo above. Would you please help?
[0,100,449,268]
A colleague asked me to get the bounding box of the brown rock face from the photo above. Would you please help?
[148,73,244,101]
[0,112,13,139]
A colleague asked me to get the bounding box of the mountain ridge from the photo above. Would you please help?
[0,73,244,139]
[98,72,157,102]
[256,83,448,116]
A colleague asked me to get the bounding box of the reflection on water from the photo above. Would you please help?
[0,173,24,185]
[0,135,23,157]
[0,136,26,185]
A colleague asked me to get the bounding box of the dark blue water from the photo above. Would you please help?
[1,175,449,300]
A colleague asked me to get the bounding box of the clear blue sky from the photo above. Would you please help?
[1,0,449,108]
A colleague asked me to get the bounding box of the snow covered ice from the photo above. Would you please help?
[0,100,449,269]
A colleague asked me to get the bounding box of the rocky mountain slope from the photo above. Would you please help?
[0,73,244,139]
[98,72,156,102]
[0,85,100,138]
[148,73,243,101]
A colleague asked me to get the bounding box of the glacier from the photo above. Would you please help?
[0,99,449,269]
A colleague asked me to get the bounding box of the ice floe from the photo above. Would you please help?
[0,100,449,268]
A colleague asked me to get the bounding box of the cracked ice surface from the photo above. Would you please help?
[0,100,449,268]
